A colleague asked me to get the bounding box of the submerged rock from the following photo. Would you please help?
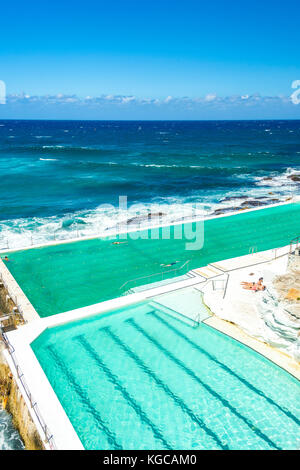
[212,196,282,216]
[220,195,248,202]
[288,174,300,182]
[240,200,268,207]
[212,207,235,216]
[126,212,165,225]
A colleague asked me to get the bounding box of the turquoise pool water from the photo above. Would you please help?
[32,301,300,450]
[4,202,300,317]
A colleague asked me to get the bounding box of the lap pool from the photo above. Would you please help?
[31,298,300,450]
[4,202,300,317]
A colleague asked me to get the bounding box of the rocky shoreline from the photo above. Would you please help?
[211,194,292,217]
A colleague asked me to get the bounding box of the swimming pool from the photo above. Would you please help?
[31,299,300,450]
[5,202,300,317]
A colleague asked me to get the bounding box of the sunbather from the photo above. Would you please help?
[242,284,259,291]
[242,280,266,292]
[240,277,263,288]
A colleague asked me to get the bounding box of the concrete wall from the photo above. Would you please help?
[0,342,44,450]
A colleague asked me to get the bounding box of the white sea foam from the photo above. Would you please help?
[254,167,300,189]
[42,145,64,149]
[0,187,295,251]
[0,200,209,250]
[0,409,24,450]
[39,158,58,161]
[0,166,299,250]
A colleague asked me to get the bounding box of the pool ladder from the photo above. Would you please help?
[193,313,201,328]
[120,259,191,294]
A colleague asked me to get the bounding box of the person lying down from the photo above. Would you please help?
[240,277,266,292]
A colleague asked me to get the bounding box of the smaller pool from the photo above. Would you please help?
[32,289,300,450]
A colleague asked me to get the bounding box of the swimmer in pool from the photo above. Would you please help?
[1,256,9,262]
[112,241,128,245]
[160,261,179,267]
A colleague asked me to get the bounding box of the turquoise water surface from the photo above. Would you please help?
[32,301,300,450]
[5,202,300,317]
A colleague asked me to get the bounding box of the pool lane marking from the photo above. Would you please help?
[102,326,228,450]
[47,345,122,450]
[75,334,171,450]
[150,310,300,427]
[127,318,280,450]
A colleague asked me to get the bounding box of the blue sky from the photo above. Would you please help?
[0,0,300,119]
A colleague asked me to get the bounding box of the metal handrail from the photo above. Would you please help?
[0,330,56,450]
[195,272,230,300]
[0,272,24,317]
[120,259,191,292]
[289,236,300,253]
[0,212,204,252]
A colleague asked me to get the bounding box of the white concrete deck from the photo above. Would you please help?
[0,258,39,322]
[3,276,209,450]
[202,252,300,380]
[204,316,300,381]
[0,197,298,326]
[4,323,84,450]
[1,195,299,255]
[4,242,300,449]
[1,199,300,449]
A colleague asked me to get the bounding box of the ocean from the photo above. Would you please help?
[0,409,24,450]
[0,119,299,249]
[0,119,299,448]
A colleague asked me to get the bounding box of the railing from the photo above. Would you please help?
[289,236,300,254]
[151,299,203,328]
[0,272,24,319]
[0,329,56,450]
[197,272,230,300]
[0,212,207,252]
[212,274,230,299]
[120,259,192,293]
[0,223,90,251]
[193,313,201,328]
[0,198,298,253]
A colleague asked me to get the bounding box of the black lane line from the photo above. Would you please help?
[127,318,281,450]
[47,344,122,450]
[75,334,171,449]
[150,310,300,427]
[102,326,228,449]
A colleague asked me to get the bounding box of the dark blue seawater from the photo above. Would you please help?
[0,119,299,247]
[0,409,24,450]
[0,120,299,447]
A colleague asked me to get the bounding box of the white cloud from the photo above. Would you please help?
[204,93,217,102]
[3,92,294,112]
[121,96,136,104]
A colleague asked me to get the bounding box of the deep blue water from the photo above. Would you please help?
[0,121,299,447]
[0,120,299,247]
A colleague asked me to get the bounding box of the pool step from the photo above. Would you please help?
[128,274,192,294]
[190,265,224,279]
[149,287,211,326]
